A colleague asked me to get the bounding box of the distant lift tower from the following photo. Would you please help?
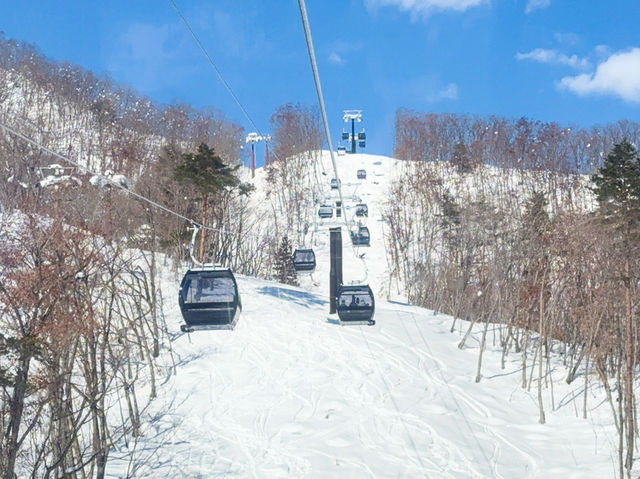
[245,132,271,178]
[342,110,366,154]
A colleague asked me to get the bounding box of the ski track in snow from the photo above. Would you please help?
[106,152,618,478]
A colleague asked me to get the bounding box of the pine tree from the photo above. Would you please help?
[591,140,640,477]
[174,143,242,194]
[522,191,549,239]
[439,189,461,254]
[174,143,252,260]
[592,140,640,219]
[451,141,474,174]
[274,236,298,286]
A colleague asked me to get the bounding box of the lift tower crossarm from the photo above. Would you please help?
[245,132,271,178]
[343,110,363,154]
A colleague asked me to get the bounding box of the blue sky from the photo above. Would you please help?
[2,0,640,159]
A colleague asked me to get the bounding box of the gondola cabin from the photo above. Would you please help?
[318,204,334,219]
[336,284,375,325]
[357,169,367,180]
[351,226,370,246]
[179,268,241,331]
[337,146,346,156]
[293,249,316,273]
[355,203,368,217]
[330,178,340,190]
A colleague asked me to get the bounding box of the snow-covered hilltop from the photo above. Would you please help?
[103,151,619,478]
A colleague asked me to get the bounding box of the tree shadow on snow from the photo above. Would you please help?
[258,286,327,309]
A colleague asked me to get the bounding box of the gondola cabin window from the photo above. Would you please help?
[184,276,235,303]
[339,292,372,309]
[294,250,315,263]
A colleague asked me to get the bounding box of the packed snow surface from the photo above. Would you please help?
[107,153,618,478]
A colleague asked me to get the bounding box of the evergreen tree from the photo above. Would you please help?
[174,143,252,260]
[592,140,640,220]
[174,143,242,195]
[451,141,474,174]
[439,189,461,253]
[274,236,298,286]
[591,140,640,476]
[522,191,549,239]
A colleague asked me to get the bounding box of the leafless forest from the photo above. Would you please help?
[389,109,640,476]
[2,33,640,477]
[0,36,323,478]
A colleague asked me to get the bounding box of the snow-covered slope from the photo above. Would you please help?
[108,275,617,478]
[107,152,618,478]
[245,151,403,298]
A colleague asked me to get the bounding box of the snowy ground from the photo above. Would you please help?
[107,153,619,478]
[108,276,618,478]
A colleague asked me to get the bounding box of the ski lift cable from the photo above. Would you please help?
[171,0,334,251]
[393,304,479,468]
[0,121,235,236]
[378,215,501,467]
[173,0,357,269]
[4,120,296,290]
[168,0,282,163]
[297,0,367,278]
[1,121,312,297]
[297,0,349,231]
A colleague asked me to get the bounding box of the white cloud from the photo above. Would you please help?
[525,0,550,14]
[439,83,458,100]
[559,48,640,103]
[326,40,362,66]
[516,48,591,69]
[554,32,580,46]
[381,75,458,104]
[108,22,188,92]
[594,44,611,59]
[365,0,486,18]
[328,52,346,65]
[426,83,458,102]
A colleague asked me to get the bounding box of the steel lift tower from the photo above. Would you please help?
[245,132,271,178]
[342,110,366,154]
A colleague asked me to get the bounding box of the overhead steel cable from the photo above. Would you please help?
[297,1,427,474]
[171,0,348,261]
[297,0,349,231]
[1,121,225,234]
[405,306,498,476]
[167,0,282,163]
[297,0,369,282]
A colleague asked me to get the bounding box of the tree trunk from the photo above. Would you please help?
[624,255,634,477]
[538,270,546,424]
[3,352,32,479]
[475,317,490,383]
[522,330,530,389]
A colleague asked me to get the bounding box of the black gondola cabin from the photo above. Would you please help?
[355,203,368,217]
[318,204,333,219]
[351,226,370,246]
[336,285,375,325]
[179,268,241,331]
[293,249,316,272]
